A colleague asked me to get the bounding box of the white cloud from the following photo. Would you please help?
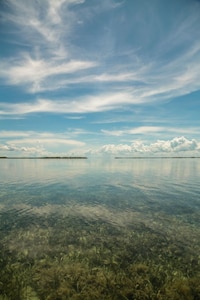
[97,137,200,156]
[0,130,85,156]
[65,115,85,120]
[0,55,97,93]
[0,92,140,115]
[100,144,132,154]
[0,131,32,138]
[0,130,85,144]
[0,143,45,154]
[0,0,199,102]
[101,129,124,137]
[0,0,200,140]
[1,0,84,43]
[0,0,98,93]
[47,0,69,25]
[1,134,200,157]
[10,138,84,147]
[102,126,164,136]
[77,72,140,83]
[169,136,198,152]
[0,130,87,139]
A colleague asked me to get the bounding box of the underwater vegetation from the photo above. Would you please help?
[0,206,200,300]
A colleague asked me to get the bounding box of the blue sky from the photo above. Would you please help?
[0,0,200,157]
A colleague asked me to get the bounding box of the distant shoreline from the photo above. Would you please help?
[1,156,200,159]
[0,156,88,159]
[115,156,200,159]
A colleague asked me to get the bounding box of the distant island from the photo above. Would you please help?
[42,157,88,159]
[115,156,199,159]
[0,156,88,159]
[1,156,200,159]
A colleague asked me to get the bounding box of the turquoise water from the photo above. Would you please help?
[0,158,200,299]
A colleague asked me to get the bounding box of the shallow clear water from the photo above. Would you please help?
[0,158,200,299]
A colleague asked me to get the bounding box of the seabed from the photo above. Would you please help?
[0,203,200,300]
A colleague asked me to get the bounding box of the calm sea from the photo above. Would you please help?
[0,158,200,299]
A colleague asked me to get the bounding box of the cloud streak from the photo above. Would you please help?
[0,55,97,93]
[101,126,164,137]
[0,92,141,115]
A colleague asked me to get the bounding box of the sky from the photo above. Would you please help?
[0,0,200,157]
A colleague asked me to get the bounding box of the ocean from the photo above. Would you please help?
[0,158,200,299]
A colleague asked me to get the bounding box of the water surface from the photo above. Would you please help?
[0,158,200,299]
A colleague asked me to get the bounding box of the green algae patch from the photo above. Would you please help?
[0,207,200,300]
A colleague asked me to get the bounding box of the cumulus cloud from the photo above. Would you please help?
[97,137,200,156]
[0,143,45,154]
[169,136,198,152]
[0,130,86,156]
[1,134,200,157]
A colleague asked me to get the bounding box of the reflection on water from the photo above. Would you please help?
[0,158,200,299]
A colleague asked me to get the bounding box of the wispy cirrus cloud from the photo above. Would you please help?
[0,0,200,104]
[0,55,97,93]
[0,0,97,92]
[101,126,200,141]
[0,92,140,115]
[101,126,164,137]
[9,138,84,147]
[0,130,86,142]
[1,0,84,44]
